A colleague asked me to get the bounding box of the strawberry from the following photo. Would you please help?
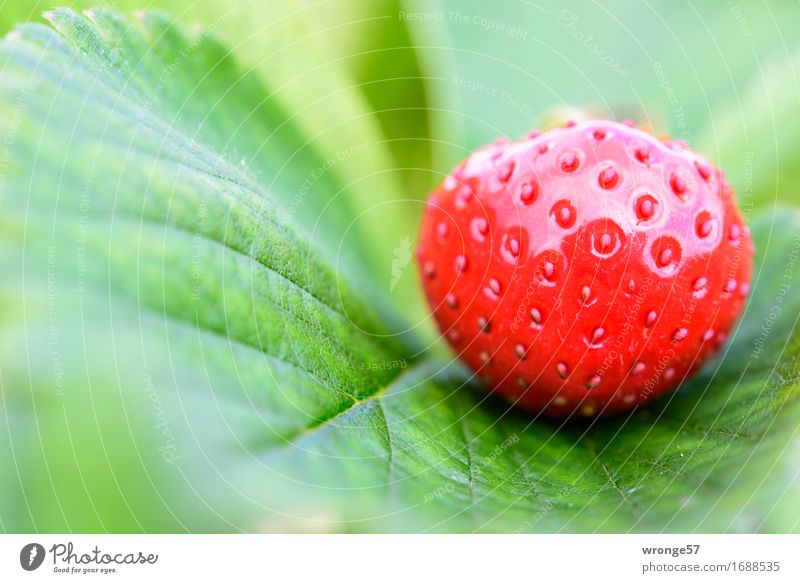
[417,120,753,416]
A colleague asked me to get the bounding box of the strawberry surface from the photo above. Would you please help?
[417,120,753,416]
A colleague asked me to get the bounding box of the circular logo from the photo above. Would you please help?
[20,543,45,571]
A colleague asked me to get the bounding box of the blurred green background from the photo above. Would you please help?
[1,0,800,533]
[3,0,799,204]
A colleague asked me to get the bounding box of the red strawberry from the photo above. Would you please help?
[417,120,753,416]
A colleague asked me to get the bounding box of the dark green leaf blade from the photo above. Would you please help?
[0,9,416,531]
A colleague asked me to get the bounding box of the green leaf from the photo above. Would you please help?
[0,0,436,320]
[1,9,799,534]
[221,210,800,534]
[0,8,416,531]
[214,209,800,533]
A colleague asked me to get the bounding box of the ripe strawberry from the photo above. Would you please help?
[417,120,753,416]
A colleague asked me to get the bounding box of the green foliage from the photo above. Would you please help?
[1,4,799,533]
